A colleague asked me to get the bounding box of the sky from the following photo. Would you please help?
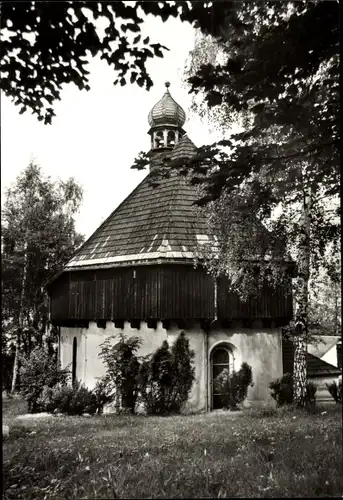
[1,15,221,240]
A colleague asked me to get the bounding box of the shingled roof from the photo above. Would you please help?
[66,136,208,270]
[307,352,342,378]
[307,335,341,358]
[283,339,342,378]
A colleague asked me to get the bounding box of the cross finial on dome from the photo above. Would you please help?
[165,81,170,88]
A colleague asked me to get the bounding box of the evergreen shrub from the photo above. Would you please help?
[138,332,195,415]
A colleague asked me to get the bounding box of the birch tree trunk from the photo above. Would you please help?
[334,282,339,335]
[293,187,311,407]
[11,238,28,394]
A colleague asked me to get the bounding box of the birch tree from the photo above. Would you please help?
[2,162,84,393]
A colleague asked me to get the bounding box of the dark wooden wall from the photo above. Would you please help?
[282,338,295,374]
[49,265,293,324]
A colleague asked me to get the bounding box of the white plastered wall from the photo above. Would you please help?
[208,328,283,408]
[60,323,282,411]
[60,321,207,412]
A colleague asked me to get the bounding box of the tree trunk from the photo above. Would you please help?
[293,187,311,407]
[10,334,20,394]
[334,282,339,335]
[11,238,29,394]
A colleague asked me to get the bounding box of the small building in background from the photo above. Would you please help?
[48,83,294,411]
[307,335,341,368]
[283,336,342,404]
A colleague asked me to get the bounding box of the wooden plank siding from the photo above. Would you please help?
[49,265,292,323]
[217,277,293,320]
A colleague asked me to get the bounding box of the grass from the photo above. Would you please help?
[3,397,343,499]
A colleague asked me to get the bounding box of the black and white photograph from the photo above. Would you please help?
[1,1,341,498]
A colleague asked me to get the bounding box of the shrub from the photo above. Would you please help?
[326,379,342,404]
[94,375,116,414]
[270,373,317,407]
[138,340,172,415]
[46,382,97,415]
[99,334,142,413]
[36,385,56,413]
[214,362,253,410]
[169,331,196,410]
[138,332,195,415]
[305,381,317,407]
[269,373,293,406]
[19,347,70,413]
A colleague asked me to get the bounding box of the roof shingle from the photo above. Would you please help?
[66,137,206,269]
[307,352,342,377]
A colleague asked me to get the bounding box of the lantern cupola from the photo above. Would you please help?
[148,82,186,151]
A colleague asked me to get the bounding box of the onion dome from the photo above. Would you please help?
[148,82,186,128]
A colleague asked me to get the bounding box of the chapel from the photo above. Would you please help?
[48,83,293,411]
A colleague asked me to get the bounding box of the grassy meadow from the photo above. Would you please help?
[3,397,343,499]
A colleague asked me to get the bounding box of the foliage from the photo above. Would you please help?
[99,333,142,413]
[2,161,84,392]
[326,379,342,404]
[269,372,294,407]
[183,1,339,198]
[170,332,196,409]
[45,382,97,415]
[19,346,70,413]
[36,385,56,413]
[138,332,195,415]
[138,341,172,415]
[93,375,116,414]
[193,188,292,301]
[213,362,253,410]
[270,373,317,407]
[308,262,341,336]
[0,1,199,124]
[305,381,317,410]
[2,162,84,327]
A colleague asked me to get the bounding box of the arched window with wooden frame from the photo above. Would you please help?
[211,344,234,410]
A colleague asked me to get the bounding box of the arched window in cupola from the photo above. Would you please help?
[167,130,176,147]
[154,131,164,149]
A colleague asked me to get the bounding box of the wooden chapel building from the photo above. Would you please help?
[48,83,293,411]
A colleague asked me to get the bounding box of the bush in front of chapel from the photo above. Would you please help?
[137,332,195,415]
[44,381,97,415]
[99,333,142,414]
[19,346,70,413]
[213,362,254,410]
[269,373,317,408]
[98,331,195,415]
